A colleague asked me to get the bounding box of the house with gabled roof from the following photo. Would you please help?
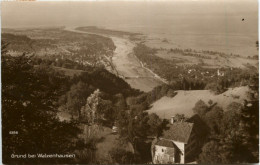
[152,115,208,164]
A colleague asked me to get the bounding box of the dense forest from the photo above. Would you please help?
[2,52,80,163]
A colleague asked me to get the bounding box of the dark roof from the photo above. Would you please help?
[156,139,176,148]
[162,122,194,143]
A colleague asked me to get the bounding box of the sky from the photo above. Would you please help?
[1,0,258,35]
[1,0,258,56]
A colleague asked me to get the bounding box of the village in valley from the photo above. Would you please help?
[1,1,259,164]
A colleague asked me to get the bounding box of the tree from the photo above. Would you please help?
[198,141,227,164]
[182,77,188,90]
[109,147,138,164]
[147,113,164,137]
[1,40,9,54]
[205,82,225,94]
[60,81,94,119]
[192,100,209,117]
[2,54,81,164]
[239,75,259,161]
[173,113,187,122]
[74,138,99,164]
[220,102,242,136]
[81,89,115,126]
[239,100,259,162]
[199,101,259,163]
[116,110,167,156]
[114,93,127,115]
[208,99,213,105]
[220,129,257,163]
[204,106,223,135]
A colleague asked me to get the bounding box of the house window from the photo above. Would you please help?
[162,149,164,152]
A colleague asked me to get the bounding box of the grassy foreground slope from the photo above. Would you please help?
[148,86,250,119]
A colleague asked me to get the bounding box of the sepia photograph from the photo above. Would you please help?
[1,0,259,164]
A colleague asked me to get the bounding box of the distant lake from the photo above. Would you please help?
[107,22,258,57]
[101,1,258,57]
[2,0,258,56]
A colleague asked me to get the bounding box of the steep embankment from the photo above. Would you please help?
[148,86,250,119]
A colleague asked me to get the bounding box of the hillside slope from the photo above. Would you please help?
[148,86,250,119]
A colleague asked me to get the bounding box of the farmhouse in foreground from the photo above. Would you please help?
[152,115,208,164]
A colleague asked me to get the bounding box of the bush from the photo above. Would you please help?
[109,148,139,164]
[205,82,226,94]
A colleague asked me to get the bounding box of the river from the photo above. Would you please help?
[64,27,164,92]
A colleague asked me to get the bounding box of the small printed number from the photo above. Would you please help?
[9,131,18,134]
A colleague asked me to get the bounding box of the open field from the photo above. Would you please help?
[148,86,250,119]
[154,49,258,69]
[143,33,258,58]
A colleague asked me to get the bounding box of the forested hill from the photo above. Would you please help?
[1,50,142,163]
[2,33,35,52]
[66,66,141,97]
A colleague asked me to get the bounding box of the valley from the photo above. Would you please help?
[2,26,258,164]
[2,1,259,164]
[66,26,165,92]
[2,26,258,118]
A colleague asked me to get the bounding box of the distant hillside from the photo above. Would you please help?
[81,68,140,96]
[76,26,140,37]
[2,28,115,60]
[148,86,250,119]
[45,63,140,97]
[2,33,35,52]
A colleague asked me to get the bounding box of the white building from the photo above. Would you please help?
[152,115,208,164]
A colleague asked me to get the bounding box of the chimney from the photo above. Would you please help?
[170,116,176,124]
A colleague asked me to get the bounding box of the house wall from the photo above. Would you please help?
[172,140,185,163]
[154,145,175,164]
[153,140,187,164]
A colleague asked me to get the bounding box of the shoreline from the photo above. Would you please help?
[64,26,166,92]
